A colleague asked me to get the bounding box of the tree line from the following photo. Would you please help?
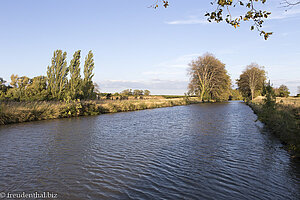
[0,51,293,102]
[187,53,291,101]
[0,50,96,101]
[101,89,151,100]
[118,89,150,96]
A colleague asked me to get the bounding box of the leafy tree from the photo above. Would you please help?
[5,75,18,100]
[229,88,243,100]
[0,77,6,86]
[277,84,290,97]
[6,75,31,101]
[3,50,97,101]
[47,50,69,100]
[144,89,151,96]
[151,0,169,8]
[0,78,7,93]
[236,63,266,101]
[211,73,231,101]
[262,80,276,109]
[4,75,47,101]
[205,0,273,40]
[105,93,112,99]
[68,50,82,99]
[154,0,300,39]
[121,89,133,96]
[133,89,144,96]
[24,76,48,101]
[82,50,95,99]
[0,77,9,100]
[10,74,19,88]
[188,53,231,101]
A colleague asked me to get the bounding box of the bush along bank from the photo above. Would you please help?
[0,97,199,125]
[248,83,300,158]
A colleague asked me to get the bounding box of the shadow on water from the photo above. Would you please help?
[0,101,299,199]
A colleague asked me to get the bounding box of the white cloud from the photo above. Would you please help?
[157,53,201,68]
[142,54,201,80]
[98,79,189,95]
[165,15,209,25]
[98,54,207,94]
[268,8,300,20]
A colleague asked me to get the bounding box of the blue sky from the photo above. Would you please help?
[0,0,299,95]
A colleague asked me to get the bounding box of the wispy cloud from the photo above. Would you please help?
[269,8,300,20]
[98,54,204,94]
[165,15,208,25]
[142,54,201,80]
[156,54,201,68]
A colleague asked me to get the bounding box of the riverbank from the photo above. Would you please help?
[0,97,201,125]
[248,101,300,158]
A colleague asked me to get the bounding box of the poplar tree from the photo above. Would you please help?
[68,50,82,99]
[82,50,95,99]
[47,50,69,100]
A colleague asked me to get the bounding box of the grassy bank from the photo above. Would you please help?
[248,100,300,158]
[0,97,200,125]
[253,96,300,106]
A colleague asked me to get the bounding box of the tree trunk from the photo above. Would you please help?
[251,88,254,101]
[199,90,204,102]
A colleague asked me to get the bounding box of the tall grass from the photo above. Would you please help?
[249,102,300,158]
[0,97,200,125]
[253,96,300,107]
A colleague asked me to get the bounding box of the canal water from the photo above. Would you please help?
[0,101,299,199]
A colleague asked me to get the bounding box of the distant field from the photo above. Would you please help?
[276,97,300,107]
[253,96,300,107]
[99,95,189,100]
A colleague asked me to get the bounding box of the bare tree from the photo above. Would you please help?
[236,63,266,101]
[282,0,300,8]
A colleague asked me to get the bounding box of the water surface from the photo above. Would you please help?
[0,101,299,199]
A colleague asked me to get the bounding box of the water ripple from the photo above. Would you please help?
[0,102,299,199]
